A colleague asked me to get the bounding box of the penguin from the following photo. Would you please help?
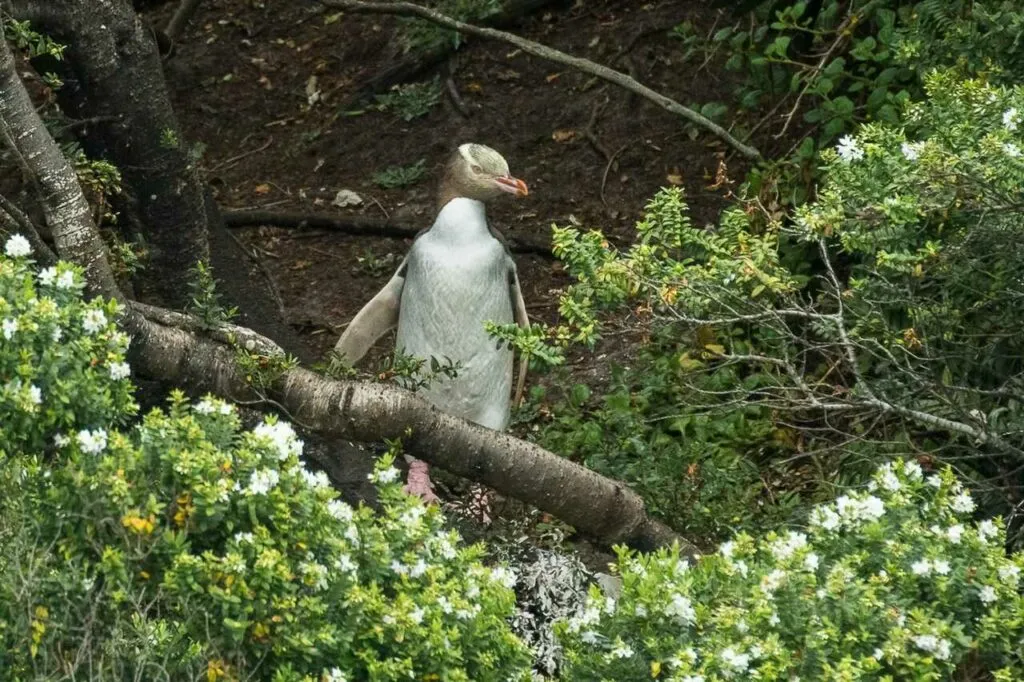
[333,143,530,501]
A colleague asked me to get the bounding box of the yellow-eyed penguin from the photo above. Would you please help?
[333,143,530,501]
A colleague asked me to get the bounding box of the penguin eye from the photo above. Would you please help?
[470,164,483,174]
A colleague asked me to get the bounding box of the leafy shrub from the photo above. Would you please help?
[678,0,1024,203]
[0,241,531,681]
[374,78,442,121]
[559,460,1024,680]
[398,0,500,53]
[372,159,427,189]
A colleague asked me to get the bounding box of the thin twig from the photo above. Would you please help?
[206,136,274,173]
[321,0,762,160]
[600,143,627,208]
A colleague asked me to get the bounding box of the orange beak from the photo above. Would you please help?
[495,175,529,197]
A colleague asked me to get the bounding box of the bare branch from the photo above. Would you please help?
[321,0,762,160]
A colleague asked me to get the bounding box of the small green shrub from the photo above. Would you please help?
[559,460,1024,680]
[374,78,442,121]
[372,159,427,189]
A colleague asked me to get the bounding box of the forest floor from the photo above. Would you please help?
[145,0,772,551]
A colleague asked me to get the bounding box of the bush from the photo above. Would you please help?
[0,240,531,681]
[558,460,1024,680]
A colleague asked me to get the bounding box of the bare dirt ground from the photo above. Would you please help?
[152,0,749,367]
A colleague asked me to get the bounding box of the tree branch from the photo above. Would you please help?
[321,0,762,160]
[126,303,693,554]
[223,208,554,258]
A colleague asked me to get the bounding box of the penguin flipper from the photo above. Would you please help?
[333,258,408,365]
[510,264,530,407]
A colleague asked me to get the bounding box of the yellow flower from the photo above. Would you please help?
[121,512,155,535]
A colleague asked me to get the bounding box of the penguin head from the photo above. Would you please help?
[442,143,529,203]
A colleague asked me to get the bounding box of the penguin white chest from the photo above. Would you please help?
[395,199,515,430]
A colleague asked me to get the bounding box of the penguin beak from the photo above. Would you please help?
[494,175,529,197]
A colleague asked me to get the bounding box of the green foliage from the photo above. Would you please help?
[399,0,500,53]
[4,18,65,60]
[683,0,1024,203]
[374,78,443,121]
[559,461,1024,680]
[187,260,238,327]
[0,240,136,455]
[0,249,532,681]
[235,348,299,392]
[372,158,427,189]
[354,248,401,277]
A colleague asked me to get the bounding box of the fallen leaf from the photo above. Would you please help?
[551,129,576,143]
[666,170,684,186]
[465,82,483,93]
[545,72,561,83]
[291,260,311,270]
[331,189,363,208]
[258,74,272,90]
[254,183,271,195]
[496,69,521,81]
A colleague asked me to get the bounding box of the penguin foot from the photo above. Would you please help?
[403,458,440,504]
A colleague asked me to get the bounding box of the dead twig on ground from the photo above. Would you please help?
[321,0,762,160]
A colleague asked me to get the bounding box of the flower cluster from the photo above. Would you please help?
[559,459,1024,680]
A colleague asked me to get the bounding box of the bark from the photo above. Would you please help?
[10,0,208,307]
[126,302,693,554]
[223,209,554,258]
[322,0,763,160]
[0,24,119,297]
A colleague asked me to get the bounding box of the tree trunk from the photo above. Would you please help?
[11,0,208,308]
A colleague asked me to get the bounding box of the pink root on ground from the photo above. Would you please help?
[403,458,440,504]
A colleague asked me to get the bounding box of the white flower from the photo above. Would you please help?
[979,585,997,604]
[382,614,396,625]
[946,524,964,544]
[253,420,302,460]
[390,560,408,576]
[811,506,841,531]
[912,634,951,660]
[335,554,357,573]
[108,361,131,381]
[664,593,696,625]
[681,677,705,682]
[978,519,999,542]
[926,475,942,488]
[911,559,931,576]
[409,607,425,625]
[950,491,975,513]
[324,668,347,682]
[804,552,820,571]
[770,531,808,561]
[998,564,1021,584]
[903,460,923,480]
[77,428,108,454]
[28,384,42,405]
[933,559,951,576]
[761,569,786,594]
[327,499,353,521]
[1004,142,1022,158]
[733,560,749,577]
[38,267,57,286]
[399,504,426,526]
[371,466,401,484]
[195,399,216,414]
[719,540,735,558]
[609,642,634,659]
[300,468,331,490]
[2,318,17,339]
[234,532,255,544]
[54,433,70,448]
[52,326,62,342]
[901,142,921,161]
[246,468,279,495]
[490,566,517,589]
[56,271,75,289]
[836,135,864,162]
[580,630,600,645]
[878,464,901,491]
[1004,108,1019,131]
[768,612,780,626]
[720,647,751,673]
[873,648,884,660]
[860,495,885,520]
[82,309,108,335]
[4,234,31,257]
